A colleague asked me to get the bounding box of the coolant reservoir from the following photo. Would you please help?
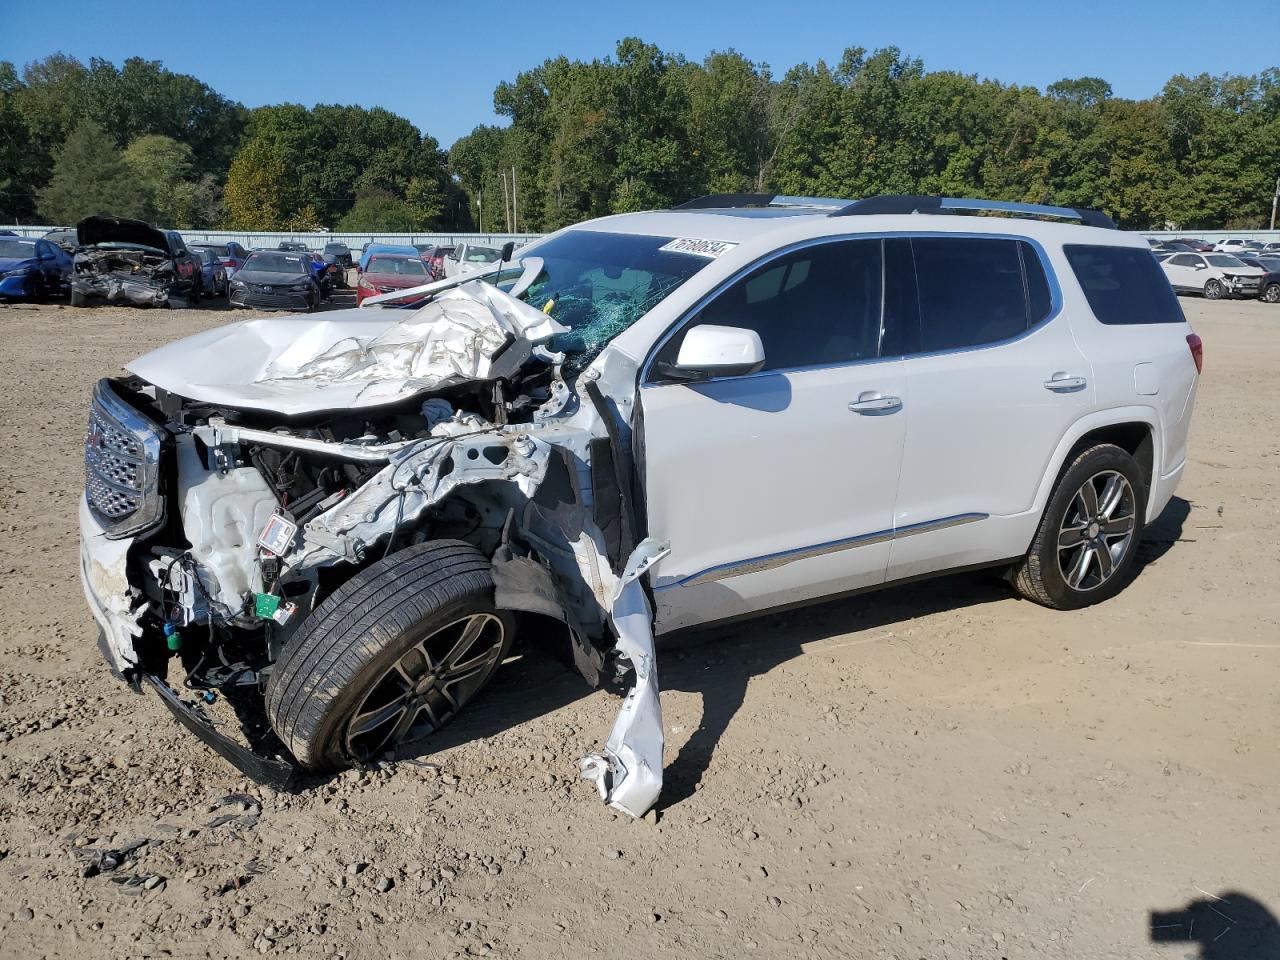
[175,434,276,613]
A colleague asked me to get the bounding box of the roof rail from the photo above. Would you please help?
[673,194,853,211]
[829,195,1117,230]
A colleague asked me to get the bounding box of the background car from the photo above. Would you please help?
[71,217,200,307]
[42,227,79,252]
[1160,251,1263,299]
[355,253,433,304]
[1237,255,1280,302]
[322,242,352,287]
[189,241,248,279]
[228,250,320,311]
[442,242,503,277]
[0,234,72,300]
[195,248,228,298]
[357,242,419,272]
[1173,237,1214,251]
[1212,238,1252,253]
[424,244,452,279]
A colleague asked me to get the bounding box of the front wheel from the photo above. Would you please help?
[1263,283,1280,303]
[1011,443,1146,610]
[265,540,513,770]
[1203,278,1224,300]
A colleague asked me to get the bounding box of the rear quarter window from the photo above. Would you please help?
[1064,244,1186,325]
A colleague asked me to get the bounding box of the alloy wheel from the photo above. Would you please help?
[343,613,506,760]
[1264,284,1280,303]
[1056,470,1136,592]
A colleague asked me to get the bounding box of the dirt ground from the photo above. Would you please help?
[0,293,1276,960]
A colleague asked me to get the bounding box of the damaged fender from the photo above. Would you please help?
[580,537,671,818]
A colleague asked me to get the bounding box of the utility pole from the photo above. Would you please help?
[504,165,514,232]
[1271,175,1280,231]
[499,172,511,233]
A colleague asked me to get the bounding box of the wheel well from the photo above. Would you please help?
[1067,422,1154,493]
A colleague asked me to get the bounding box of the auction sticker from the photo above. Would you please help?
[659,237,738,258]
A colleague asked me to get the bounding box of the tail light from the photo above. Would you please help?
[1186,333,1203,374]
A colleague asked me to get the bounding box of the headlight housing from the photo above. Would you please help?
[85,380,166,539]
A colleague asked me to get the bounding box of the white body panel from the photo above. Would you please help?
[643,360,907,632]
[886,316,1095,581]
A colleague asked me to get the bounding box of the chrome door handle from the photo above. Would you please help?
[1043,375,1087,392]
[848,395,903,414]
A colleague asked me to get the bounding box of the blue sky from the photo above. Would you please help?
[4,0,1275,148]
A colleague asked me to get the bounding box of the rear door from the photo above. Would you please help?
[884,234,1096,581]
[1163,254,1199,291]
[641,238,908,632]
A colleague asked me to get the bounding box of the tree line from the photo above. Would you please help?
[3,44,1279,232]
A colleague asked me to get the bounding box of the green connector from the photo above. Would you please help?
[254,592,282,620]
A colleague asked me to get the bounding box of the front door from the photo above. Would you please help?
[639,238,909,633]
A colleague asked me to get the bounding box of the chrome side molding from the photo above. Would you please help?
[655,513,988,591]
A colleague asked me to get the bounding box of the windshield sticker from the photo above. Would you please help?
[658,237,738,259]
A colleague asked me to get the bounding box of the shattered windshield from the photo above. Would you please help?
[0,239,37,258]
[497,230,711,375]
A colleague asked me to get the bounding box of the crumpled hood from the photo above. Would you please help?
[77,216,168,252]
[126,280,566,415]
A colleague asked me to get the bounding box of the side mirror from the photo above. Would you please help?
[1195,262,1207,270]
[663,325,766,381]
[500,241,515,263]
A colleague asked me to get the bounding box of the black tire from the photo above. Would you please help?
[70,289,87,307]
[266,540,513,770]
[1203,278,1224,300]
[1263,283,1280,304]
[1011,443,1147,610]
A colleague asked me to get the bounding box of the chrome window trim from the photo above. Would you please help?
[639,231,1064,387]
[653,513,988,591]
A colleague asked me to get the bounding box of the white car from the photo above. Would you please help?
[1159,251,1264,299]
[79,194,1201,817]
[442,241,504,278]
[1212,238,1257,253]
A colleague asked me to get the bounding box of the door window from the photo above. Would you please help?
[909,237,1037,352]
[659,239,884,374]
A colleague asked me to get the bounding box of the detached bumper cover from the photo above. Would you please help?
[145,676,294,788]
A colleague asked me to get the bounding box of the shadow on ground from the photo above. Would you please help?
[1151,891,1280,960]
[378,495,1195,807]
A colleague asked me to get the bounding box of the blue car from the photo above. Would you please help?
[358,243,419,272]
[0,235,73,300]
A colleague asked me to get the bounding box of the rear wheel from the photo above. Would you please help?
[1012,443,1146,610]
[266,540,513,770]
[1203,278,1224,300]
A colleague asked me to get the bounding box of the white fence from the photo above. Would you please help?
[2,226,544,251]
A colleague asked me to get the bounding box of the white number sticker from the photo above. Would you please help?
[658,237,738,259]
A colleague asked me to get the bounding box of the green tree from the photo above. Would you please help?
[336,189,420,231]
[37,119,148,224]
[122,134,195,225]
[223,136,291,229]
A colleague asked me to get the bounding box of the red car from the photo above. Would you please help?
[356,253,435,305]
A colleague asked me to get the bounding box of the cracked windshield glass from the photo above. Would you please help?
[494,230,711,374]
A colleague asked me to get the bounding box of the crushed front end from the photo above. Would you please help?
[77,282,669,815]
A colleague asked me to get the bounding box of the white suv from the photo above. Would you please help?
[1159,251,1264,299]
[79,195,1201,817]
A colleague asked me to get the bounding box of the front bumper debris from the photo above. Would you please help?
[580,538,670,818]
[73,275,169,306]
[144,675,294,788]
[79,495,142,675]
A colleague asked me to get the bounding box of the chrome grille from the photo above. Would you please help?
[84,380,165,538]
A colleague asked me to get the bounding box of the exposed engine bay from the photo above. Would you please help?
[73,246,177,306]
[80,278,667,817]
